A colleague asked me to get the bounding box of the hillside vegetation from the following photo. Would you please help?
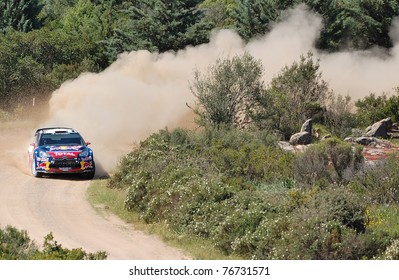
[106,48,399,259]
[3,0,399,259]
[0,225,107,260]
[2,0,399,113]
[107,126,399,260]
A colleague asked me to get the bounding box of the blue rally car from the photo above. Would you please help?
[28,127,95,179]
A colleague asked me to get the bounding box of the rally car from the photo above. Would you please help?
[28,127,95,179]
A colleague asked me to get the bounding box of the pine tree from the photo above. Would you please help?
[102,0,212,62]
[0,0,43,33]
[233,0,299,41]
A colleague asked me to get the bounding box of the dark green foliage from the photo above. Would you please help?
[233,0,299,41]
[39,0,77,25]
[355,91,399,128]
[305,0,399,51]
[0,226,107,260]
[131,0,212,52]
[0,0,43,33]
[0,28,99,108]
[31,232,108,260]
[233,0,399,51]
[199,0,236,28]
[101,0,212,62]
[269,187,391,260]
[109,126,399,259]
[311,188,366,233]
[0,226,36,259]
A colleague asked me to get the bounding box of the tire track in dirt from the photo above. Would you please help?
[0,123,189,260]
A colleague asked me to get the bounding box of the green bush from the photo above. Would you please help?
[293,138,363,188]
[311,188,366,233]
[31,233,107,260]
[210,190,280,255]
[293,144,330,188]
[352,155,399,204]
[0,226,107,260]
[0,226,37,260]
[355,91,399,128]
[110,127,399,260]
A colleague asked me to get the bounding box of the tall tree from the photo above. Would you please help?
[0,33,46,109]
[305,0,399,50]
[259,53,331,138]
[190,53,265,128]
[102,0,212,62]
[38,0,76,27]
[0,0,43,33]
[233,0,299,41]
[199,0,237,28]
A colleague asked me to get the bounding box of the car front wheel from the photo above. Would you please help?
[82,162,95,180]
[31,159,43,178]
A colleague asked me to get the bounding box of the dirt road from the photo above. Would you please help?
[0,122,189,260]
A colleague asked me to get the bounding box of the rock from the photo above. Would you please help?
[289,131,311,145]
[364,117,392,138]
[278,141,294,152]
[344,136,393,148]
[345,136,375,146]
[301,119,312,133]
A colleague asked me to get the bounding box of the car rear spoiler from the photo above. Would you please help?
[34,127,75,135]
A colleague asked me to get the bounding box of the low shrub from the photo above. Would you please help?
[109,127,399,260]
[311,188,366,233]
[0,225,36,260]
[377,239,399,260]
[352,155,399,204]
[0,226,107,260]
[293,138,363,188]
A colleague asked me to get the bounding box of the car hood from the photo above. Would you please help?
[41,145,85,159]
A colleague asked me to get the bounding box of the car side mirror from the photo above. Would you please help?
[85,141,91,146]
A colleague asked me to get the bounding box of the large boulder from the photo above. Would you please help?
[301,119,313,133]
[289,131,312,145]
[364,118,392,138]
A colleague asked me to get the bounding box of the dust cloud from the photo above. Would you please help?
[42,4,399,174]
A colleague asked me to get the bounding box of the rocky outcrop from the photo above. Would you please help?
[364,118,392,138]
[300,119,312,133]
[289,131,312,145]
[289,119,312,145]
[278,141,309,153]
[344,136,392,148]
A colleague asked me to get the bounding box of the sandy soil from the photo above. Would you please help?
[0,122,189,260]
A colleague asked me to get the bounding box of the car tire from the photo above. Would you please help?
[31,159,43,178]
[83,162,95,180]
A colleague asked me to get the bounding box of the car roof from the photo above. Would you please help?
[35,127,78,136]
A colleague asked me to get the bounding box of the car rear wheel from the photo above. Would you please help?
[31,160,43,178]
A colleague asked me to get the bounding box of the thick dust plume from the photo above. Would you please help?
[43,4,399,174]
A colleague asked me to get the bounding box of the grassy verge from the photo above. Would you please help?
[86,179,241,260]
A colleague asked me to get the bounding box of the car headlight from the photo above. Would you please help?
[39,150,50,158]
[80,149,89,157]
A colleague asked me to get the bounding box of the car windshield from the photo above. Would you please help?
[39,133,85,146]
